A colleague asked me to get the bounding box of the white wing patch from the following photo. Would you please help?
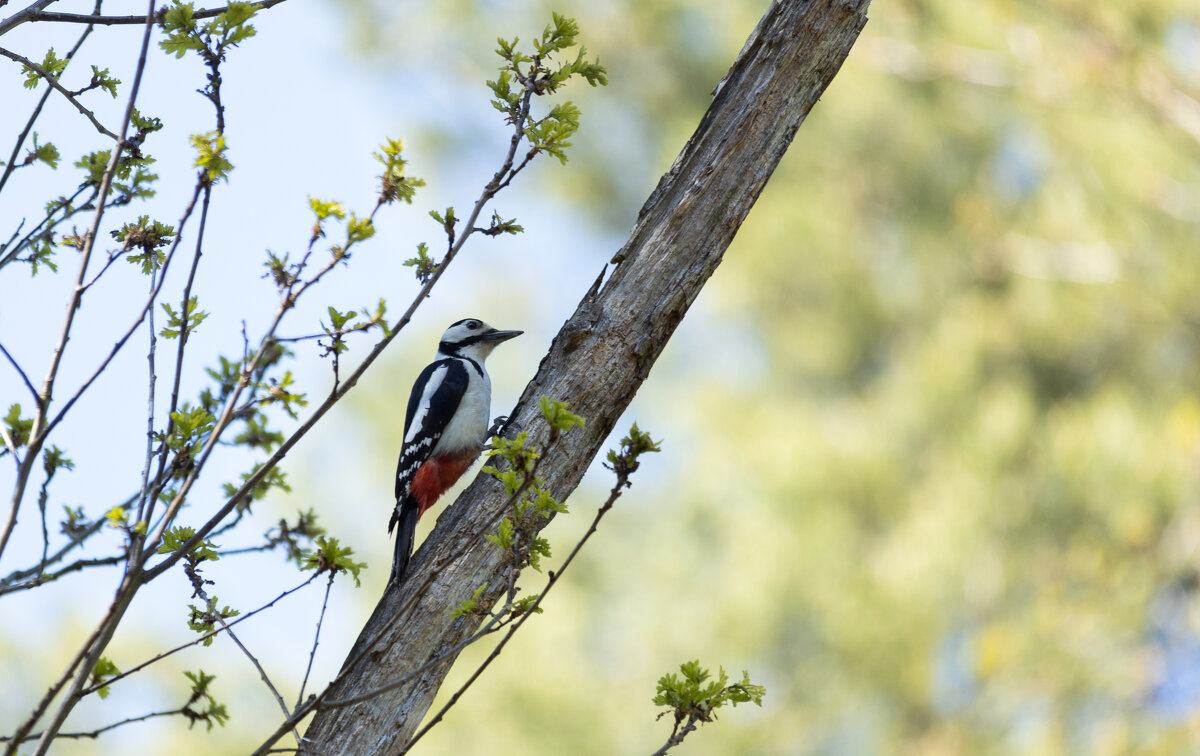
[404,364,448,444]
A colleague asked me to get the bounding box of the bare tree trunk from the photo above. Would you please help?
[301,0,870,752]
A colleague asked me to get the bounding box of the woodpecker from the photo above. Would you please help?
[389,318,522,584]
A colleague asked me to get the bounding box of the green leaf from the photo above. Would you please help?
[485,516,515,550]
[403,241,437,284]
[509,594,543,616]
[23,48,68,89]
[159,296,208,340]
[158,525,219,562]
[302,536,367,587]
[90,65,120,97]
[113,215,175,273]
[309,196,346,225]
[167,403,216,451]
[183,670,230,729]
[189,131,233,183]
[346,214,374,244]
[104,506,128,529]
[223,463,290,505]
[653,661,765,725]
[374,138,425,204]
[130,108,164,135]
[538,396,585,434]
[91,656,120,699]
[327,306,356,331]
[28,132,60,169]
[42,445,75,476]
[606,422,662,478]
[258,370,307,419]
[450,582,489,618]
[2,404,33,452]
[207,1,258,46]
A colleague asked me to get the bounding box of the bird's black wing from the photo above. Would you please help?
[389,358,469,585]
[393,358,469,504]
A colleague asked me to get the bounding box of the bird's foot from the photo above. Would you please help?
[488,415,519,440]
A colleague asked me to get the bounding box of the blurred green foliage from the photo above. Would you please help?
[336,0,1200,753]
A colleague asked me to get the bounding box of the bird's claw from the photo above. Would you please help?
[488,415,518,440]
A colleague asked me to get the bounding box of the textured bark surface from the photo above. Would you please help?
[301,0,870,752]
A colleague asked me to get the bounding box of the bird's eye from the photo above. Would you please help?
[467,320,480,330]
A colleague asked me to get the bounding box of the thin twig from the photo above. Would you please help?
[0,47,117,140]
[7,0,287,30]
[0,0,99,197]
[41,182,200,447]
[0,492,134,592]
[297,571,334,709]
[0,423,19,464]
[0,709,180,744]
[648,717,700,756]
[0,343,37,408]
[135,262,158,529]
[79,574,318,697]
[0,183,96,271]
[0,554,124,595]
[187,565,301,746]
[0,0,58,35]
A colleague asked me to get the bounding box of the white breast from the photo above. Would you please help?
[434,366,491,454]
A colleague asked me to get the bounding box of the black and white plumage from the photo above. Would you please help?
[389,318,522,584]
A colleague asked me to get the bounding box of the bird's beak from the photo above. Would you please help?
[485,329,523,343]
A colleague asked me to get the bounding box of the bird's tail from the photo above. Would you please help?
[389,497,419,586]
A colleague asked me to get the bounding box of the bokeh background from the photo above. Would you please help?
[2,0,1200,753]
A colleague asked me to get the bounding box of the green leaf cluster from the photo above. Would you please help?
[321,301,391,357]
[164,404,216,464]
[27,236,58,275]
[481,210,523,237]
[187,601,239,646]
[88,65,120,98]
[1,404,33,455]
[653,661,765,725]
[91,656,120,700]
[308,196,346,244]
[158,525,219,562]
[302,536,367,587]
[222,463,291,507]
[160,296,208,340]
[113,215,176,273]
[189,131,233,184]
[450,582,489,619]
[263,250,295,289]
[41,444,74,477]
[487,14,606,164]
[182,670,229,729]
[605,422,661,480]
[25,132,59,169]
[160,1,258,59]
[196,344,300,469]
[73,149,159,200]
[483,398,585,570]
[324,211,374,262]
[538,396,585,441]
[374,138,426,205]
[403,241,437,283]
[22,48,67,89]
[260,509,326,565]
[60,504,88,541]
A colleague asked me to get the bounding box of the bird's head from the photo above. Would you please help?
[436,318,522,362]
